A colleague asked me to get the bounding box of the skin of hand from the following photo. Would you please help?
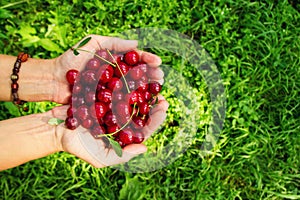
[52,35,165,104]
[52,35,168,167]
[0,35,169,170]
[0,97,168,171]
[54,95,168,168]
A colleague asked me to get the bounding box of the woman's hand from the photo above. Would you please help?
[52,35,164,104]
[54,96,168,168]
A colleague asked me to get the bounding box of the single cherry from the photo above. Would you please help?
[91,102,108,119]
[149,82,162,95]
[138,102,150,115]
[95,49,109,64]
[85,91,96,105]
[76,105,90,121]
[71,84,82,95]
[132,115,148,129]
[98,64,114,83]
[124,50,139,66]
[66,69,79,85]
[106,125,120,137]
[107,77,123,91]
[97,88,112,103]
[136,80,149,93]
[103,111,118,126]
[86,58,101,70]
[114,62,129,78]
[82,70,97,85]
[67,106,77,117]
[129,67,144,80]
[65,117,79,130]
[133,132,144,144]
[81,117,94,129]
[118,128,134,145]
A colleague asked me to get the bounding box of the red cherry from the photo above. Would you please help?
[125,91,139,105]
[81,117,94,129]
[129,67,144,80]
[115,101,132,118]
[149,82,162,95]
[97,89,112,103]
[107,77,123,91]
[71,84,82,94]
[96,82,106,92]
[98,64,114,83]
[103,111,118,126]
[65,117,79,130]
[109,54,123,63]
[127,80,136,91]
[132,115,148,129]
[86,58,101,70]
[66,69,79,85]
[71,96,85,106]
[82,70,97,85]
[133,132,144,144]
[135,62,147,73]
[118,128,134,145]
[85,91,96,105]
[106,125,120,137]
[95,49,109,64]
[138,102,150,115]
[67,106,77,117]
[112,91,124,102]
[143,91,152,101]
[136,80,149,93]
[90,102,108,119]
[124,50,139,66]
[90,125,106,139]
[114,62,129,78]
[76,105,90,121]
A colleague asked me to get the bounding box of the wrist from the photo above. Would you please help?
[19,58,56,102]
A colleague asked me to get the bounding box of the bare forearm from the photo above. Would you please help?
[0,54,57,102]
[0,111,61,171]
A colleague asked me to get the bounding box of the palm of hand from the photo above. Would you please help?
[51,35,168,167]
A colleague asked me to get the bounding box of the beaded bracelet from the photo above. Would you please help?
[11,52,29,111]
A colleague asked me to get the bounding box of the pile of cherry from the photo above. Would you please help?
[65,50,162,148]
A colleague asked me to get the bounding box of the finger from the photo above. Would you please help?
[142,97,169,139]
[51,105,68,119]
[136,50,162,67]
[94,35,138,52]
[147,67,164,84]
[96,143,147,167]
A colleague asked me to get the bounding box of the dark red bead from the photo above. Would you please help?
[11,83,19,91]
[17,52,29,62]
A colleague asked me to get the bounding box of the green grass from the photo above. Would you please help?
[0,0,299,199]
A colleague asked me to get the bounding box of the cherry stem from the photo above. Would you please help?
[98,103,137,138]
[106,49,131,94]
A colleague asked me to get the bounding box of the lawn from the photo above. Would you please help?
[0,0,299,199]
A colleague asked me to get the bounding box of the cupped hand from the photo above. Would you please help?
[53,35,164,104]
[53,96,168,168]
